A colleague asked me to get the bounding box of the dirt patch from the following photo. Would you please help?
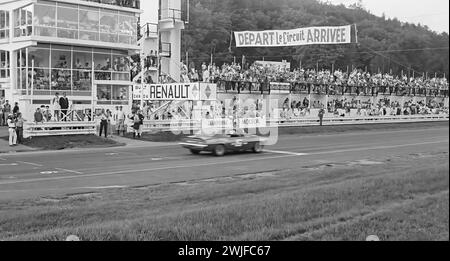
[123,131,192,142]
[0,135,124,150]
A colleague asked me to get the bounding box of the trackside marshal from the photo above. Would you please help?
[235,25,353,47]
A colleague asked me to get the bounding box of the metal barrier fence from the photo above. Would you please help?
[21,115,448,138]
[142,114,449,132]
[272,114,449,127]
[23,122,97,138]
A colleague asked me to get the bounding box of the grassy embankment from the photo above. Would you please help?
[0,150,448,241]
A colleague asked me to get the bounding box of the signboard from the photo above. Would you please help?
[148,83,195,100]
[238,117,266,129]
[254,60,291,71]
[201,118,233,130]
[270,82,291,94]
[134,83,217,101]
[132,85,142,100]
[235,25,353,47]
[142,84,150,100]
[200,83,217,101]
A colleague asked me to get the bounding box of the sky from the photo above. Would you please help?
[141,0,449,33]
[327,0,449,33]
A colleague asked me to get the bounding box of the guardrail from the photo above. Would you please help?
[23,122,97,138]
[143,115,449,132]
[271,114,449,127]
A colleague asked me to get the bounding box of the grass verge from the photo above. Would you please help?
[0,151,448,241]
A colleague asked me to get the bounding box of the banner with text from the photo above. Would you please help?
[235,25,353,47]
[133,83,218,101]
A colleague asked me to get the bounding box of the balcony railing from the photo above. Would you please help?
[159,8,187,22]
[138,23,158,40]
[82,0,141,9]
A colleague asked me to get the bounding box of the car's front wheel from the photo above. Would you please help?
[252,142,264,153]
[213,145,226,156]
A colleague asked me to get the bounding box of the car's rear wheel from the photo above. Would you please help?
[252,142,264,153]
[190,149,201,155]
[213,145,226,156]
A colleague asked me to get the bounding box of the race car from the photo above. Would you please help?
[179,131,266,156]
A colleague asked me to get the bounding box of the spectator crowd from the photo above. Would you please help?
[180,61,449,95]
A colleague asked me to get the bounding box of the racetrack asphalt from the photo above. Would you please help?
[0,124,448,200]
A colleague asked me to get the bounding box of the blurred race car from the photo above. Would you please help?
[180,132,266,156]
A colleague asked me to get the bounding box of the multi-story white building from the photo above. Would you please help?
[0,0,142,120]
[0,0,188,121]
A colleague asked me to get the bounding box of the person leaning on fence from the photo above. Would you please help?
[98,109,109,138]
[59,93,69,121]
[34,108,44,124]
[52,93,61,121]
[7,114,17,147]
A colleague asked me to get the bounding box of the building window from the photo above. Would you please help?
[56,4,78,39]
[0,10,10,40]
[19,45,129,95]
[0,51,9,78]
[97,84,129,105]
[13,6,33,38]
[79,6,99,41]
[31,2,138,45]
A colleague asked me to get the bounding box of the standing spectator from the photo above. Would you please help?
[59,92,69,121]
[45,106,53,122]
[115,106,126,136]
[3,100,11,126]
[137,110,145,138]
[0,102,3,126]
[318,106,325,126]
[131,111,144,139]
[13,102,19,116]
[106,109,113,138]
[98,109,109,138]
[7,114,17,146]
[15,113,26,144]
[52,93,61,121]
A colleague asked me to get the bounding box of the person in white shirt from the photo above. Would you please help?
[98,109,109,138]
[7,114,17,146]
[115,106,126,136]
[52,93,61,121]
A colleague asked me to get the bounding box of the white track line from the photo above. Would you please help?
[0,140,447,186]
[265,150,309,156]
[16,161,43,167]
[55,168,84,175]
[80,185,128,190]
[0,163,18,166]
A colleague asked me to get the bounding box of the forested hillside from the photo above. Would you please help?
[181,0,449,77]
